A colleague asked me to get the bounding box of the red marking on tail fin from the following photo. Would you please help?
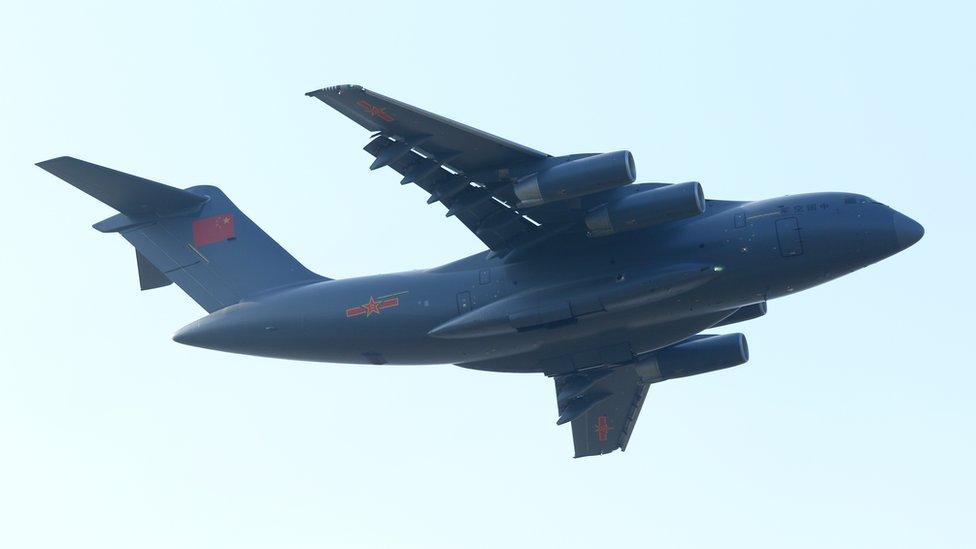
[192,213,235,247]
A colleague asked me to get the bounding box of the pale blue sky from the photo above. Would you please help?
[1,1,974,548]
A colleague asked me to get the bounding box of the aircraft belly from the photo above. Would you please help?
[454,307,737,373]
[296,265,750,367]
[178,255,761,367]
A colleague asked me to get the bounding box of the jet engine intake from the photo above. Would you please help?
[513,150,636,207]
[585,181,706,237]
[638,333,748,382]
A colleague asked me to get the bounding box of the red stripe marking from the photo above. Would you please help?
[356,99,395,122]
[596,416,612,442]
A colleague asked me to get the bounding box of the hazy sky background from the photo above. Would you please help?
[1,1,973,547]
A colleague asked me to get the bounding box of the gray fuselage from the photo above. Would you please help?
[173,191,922,373]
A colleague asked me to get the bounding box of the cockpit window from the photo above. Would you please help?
[844,196,879,205]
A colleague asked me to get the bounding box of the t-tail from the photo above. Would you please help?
[37,156,327,312]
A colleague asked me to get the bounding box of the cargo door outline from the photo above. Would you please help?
[775,217,803,257]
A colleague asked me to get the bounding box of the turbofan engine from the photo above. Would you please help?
[585,181,706,237]
[513,150,636,207]
[638,333,749,382]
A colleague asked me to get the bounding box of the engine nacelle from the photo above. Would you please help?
[513,150,636,207]
[585,181,705,237]
[638,333,748,382]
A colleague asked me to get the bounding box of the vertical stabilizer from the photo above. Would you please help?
[38,157,327,312]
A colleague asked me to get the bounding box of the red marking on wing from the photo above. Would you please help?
[595,416,612,442]
[192,213,235,247]
[356,99,395,122]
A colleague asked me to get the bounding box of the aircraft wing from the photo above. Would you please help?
[306,85,547,173]
[553,365,651,458]
[307,84,572,254]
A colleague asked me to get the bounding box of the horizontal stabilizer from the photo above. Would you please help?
[36,156,207,216]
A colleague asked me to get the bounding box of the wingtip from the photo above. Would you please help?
[305,84,364,98]
[35,156,75,171]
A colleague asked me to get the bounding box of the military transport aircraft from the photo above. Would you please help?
[37,84,924,457]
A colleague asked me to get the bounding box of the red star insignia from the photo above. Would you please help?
[595,416,613,442]
[363,296,382,316]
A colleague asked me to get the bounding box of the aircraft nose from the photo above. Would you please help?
[892,211,924,251]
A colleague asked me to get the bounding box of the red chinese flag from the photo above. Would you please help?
[192,213,235,247]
